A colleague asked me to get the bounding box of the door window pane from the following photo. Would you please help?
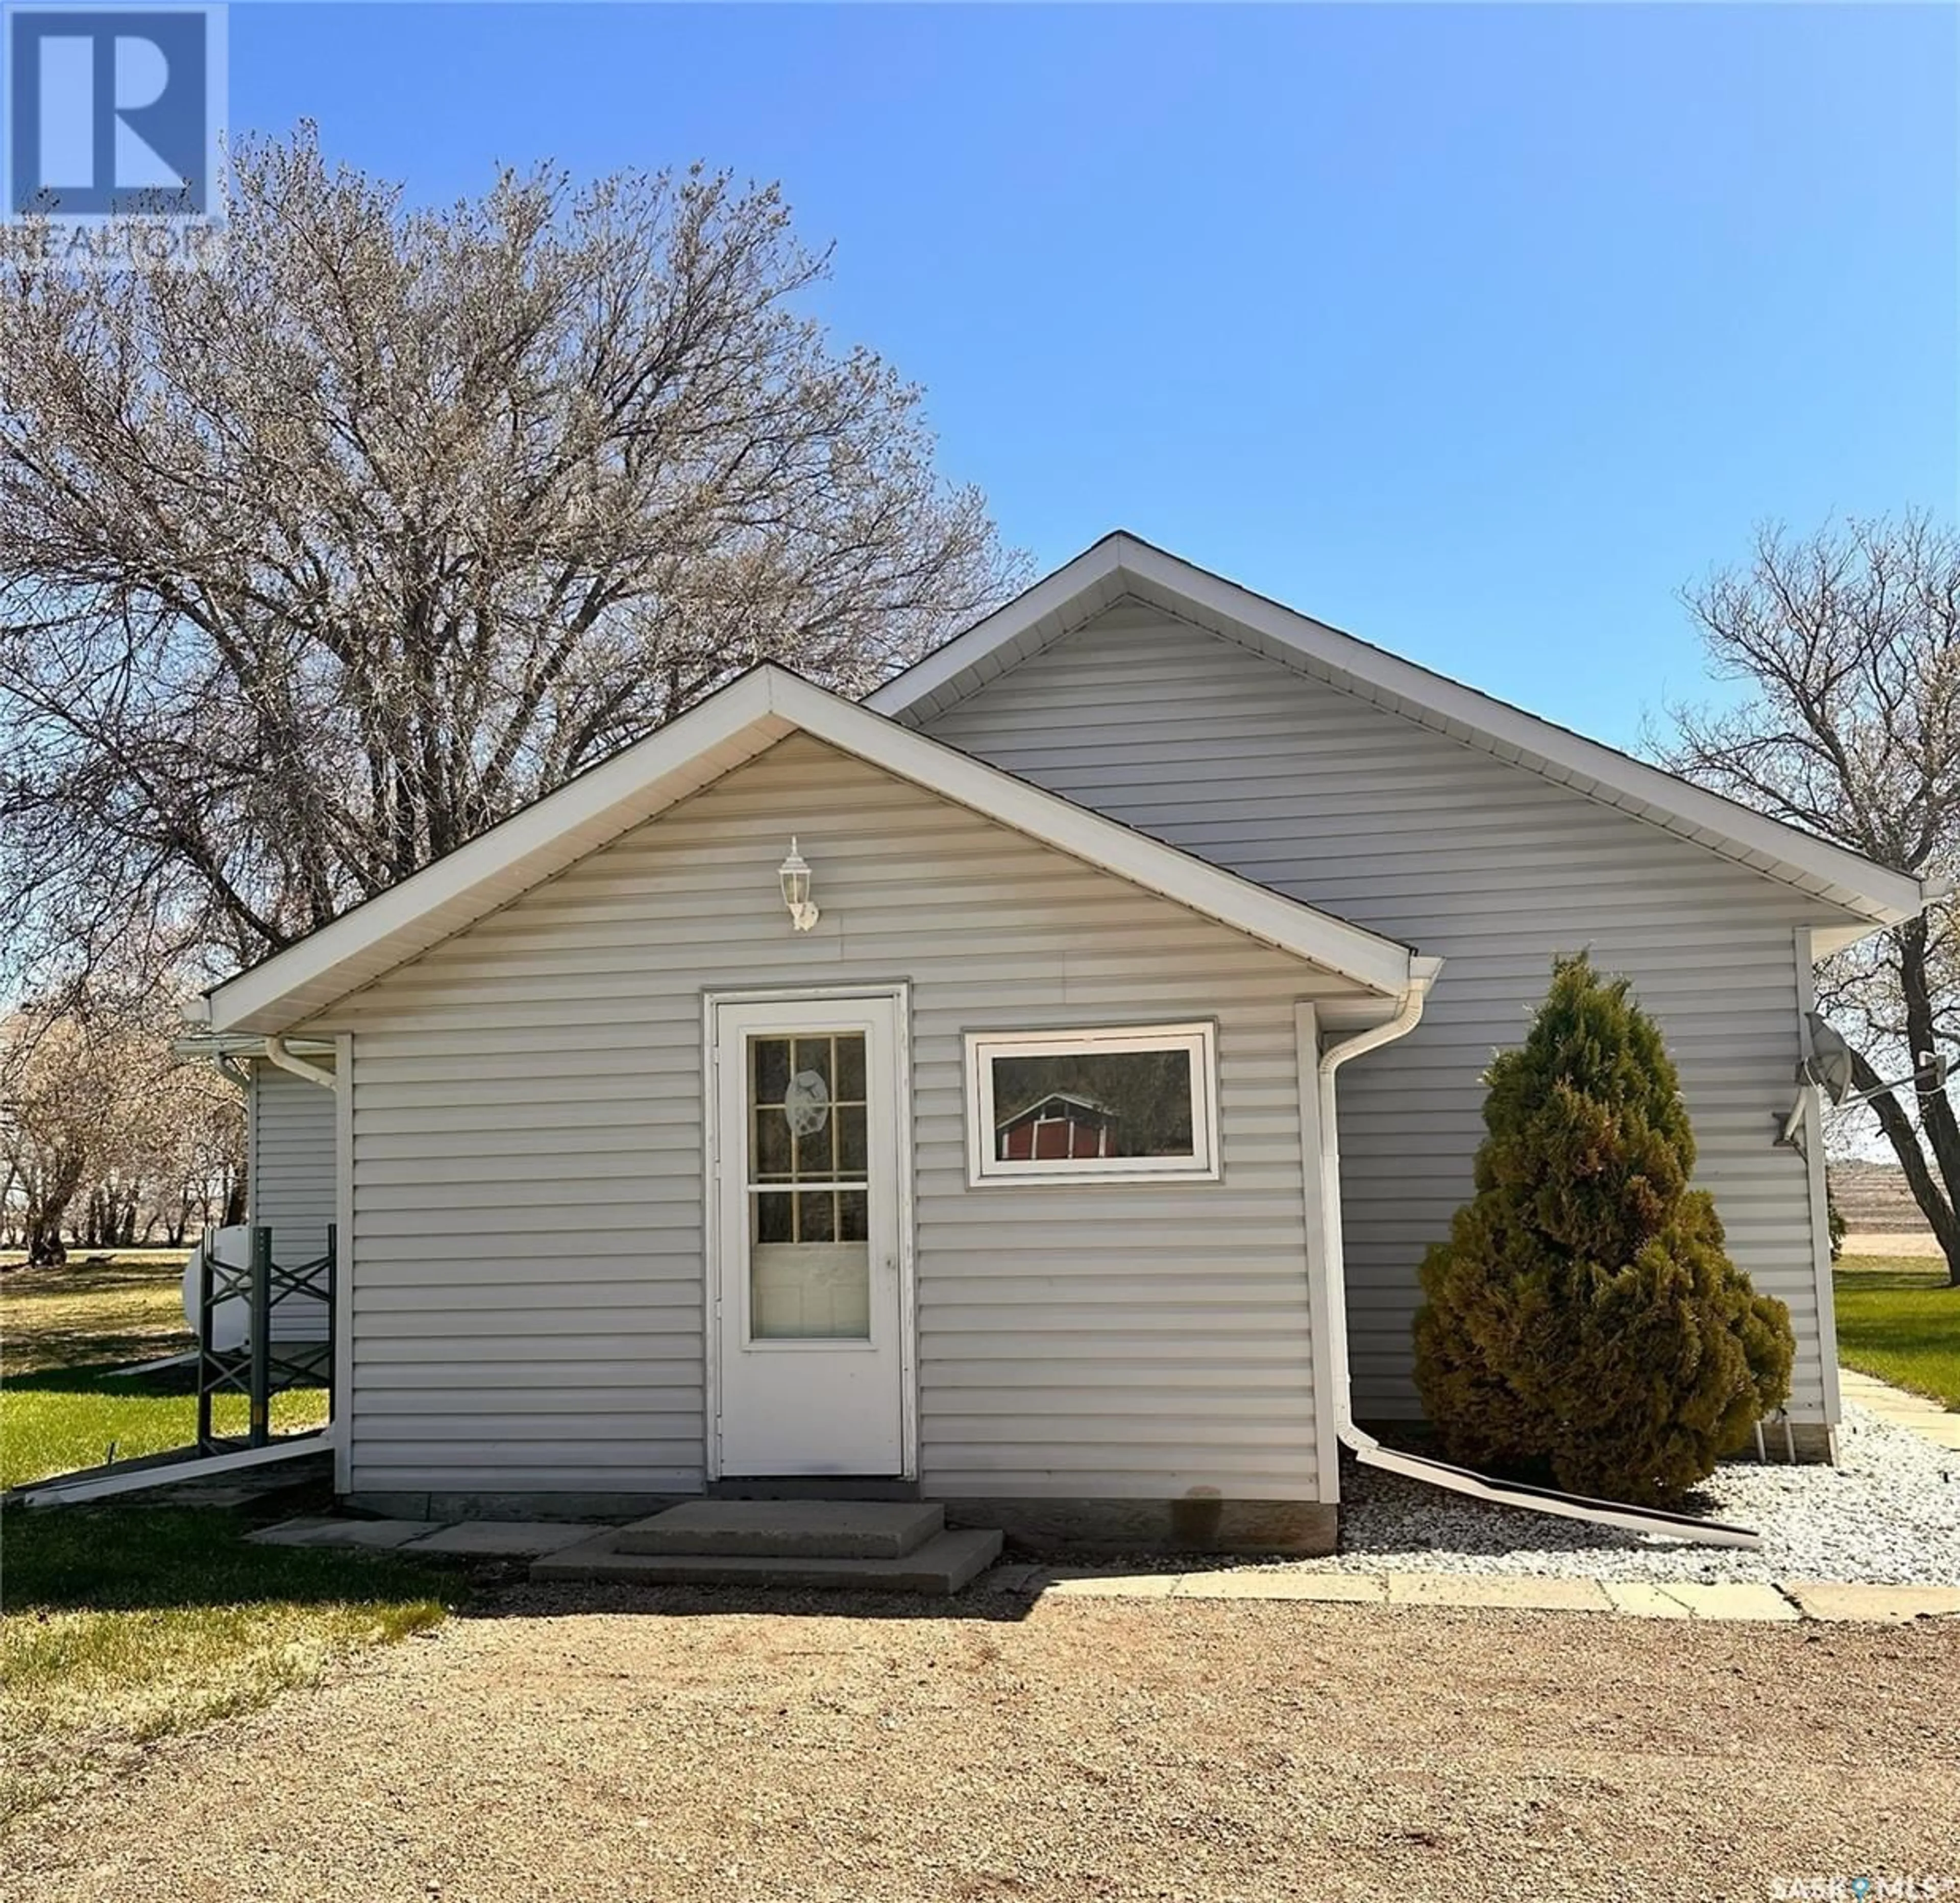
[752,1107,792,1181]
[753,1189,794,1245]
[837,1104,868,1178]
[744,1028,874,1340]
[797,1190,837,1243]
[792,1116,835,1182]
[748,1033,868,1187]
[753,1038,791,1101]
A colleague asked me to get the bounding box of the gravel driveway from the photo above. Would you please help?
[4,1582,1955,1902]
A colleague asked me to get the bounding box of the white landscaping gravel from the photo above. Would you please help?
[1280,1402,1960,1586]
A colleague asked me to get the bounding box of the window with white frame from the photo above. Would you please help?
[964,1022,1220,1185]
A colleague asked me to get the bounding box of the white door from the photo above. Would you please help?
[710,991,910,1478]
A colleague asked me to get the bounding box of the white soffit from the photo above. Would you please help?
[868,533,1926,930]
[205,667,1418,1034]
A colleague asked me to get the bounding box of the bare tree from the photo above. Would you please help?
[1,995,243,1262]
[0,128,1022,991]
[154,1072,247,1244]
[2,1006,128,1262]
[76,1044,243,1247]
[1664,513,1960,1284]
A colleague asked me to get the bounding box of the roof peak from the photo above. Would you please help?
[868,534,1924,932]
[205,663,1422,1035]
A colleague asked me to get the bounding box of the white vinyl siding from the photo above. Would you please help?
[917,600,1849,1422]
[309,735,1370,1501]
[247,1060,338,1270]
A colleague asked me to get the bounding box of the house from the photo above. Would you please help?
[188,534,1930,1552]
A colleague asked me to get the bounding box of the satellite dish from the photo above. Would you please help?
[1801,1011,1855,1105]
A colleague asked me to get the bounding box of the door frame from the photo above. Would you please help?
[701,982,917,1482]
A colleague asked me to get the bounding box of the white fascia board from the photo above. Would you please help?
[169,1032,335,1060]
[779,673,1414,996]
[208,663,1415,1034]
[864,535,1132,716]
[871,535,1926,929]
[1118,543,1926,928]
[207,670,792,1032]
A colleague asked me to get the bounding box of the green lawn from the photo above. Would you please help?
[0,1253,456,1825]
[1,1254,328,1491]
[1833,1252,1960,1411]
[1,1507,456,1823]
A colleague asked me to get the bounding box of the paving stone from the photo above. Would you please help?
[1836,1371,1960,1453]
[1383,1572,1612,1612]
[1041,1570,1182,1598]
[1656,1580,1800,1621]
[249,1517,437,1549]
[1603,1581,1694,1619]
[1173,1570,1387,1602]
[1782,1580,1960,1623]
[403,1521,600,1557]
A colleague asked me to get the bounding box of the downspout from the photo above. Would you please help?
[1317,955,1761,1551]
[263,1037,337,1092]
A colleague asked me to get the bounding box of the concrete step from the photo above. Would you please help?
[616,1499,945,1560]
[532,1525,1004,1596]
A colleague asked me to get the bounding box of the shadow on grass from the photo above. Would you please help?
[2,1499,458,1828]
[6,1503,1048,1626]
[2,1361,330,1493]
[7,1361,207,1400]
[5,1360,329,1404]
[0,1256,184,1301]
[0,1258,193,1377]
[2,1505,465,1617]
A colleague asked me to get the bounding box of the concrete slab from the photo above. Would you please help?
[1041,1570,1182,1598]
[1384,1573,1613,1613]
[1603,1581,1694,1619]
[616,1499,944,1560]
[532,1526,1003,1595]
[403,1521,600,1557]
[249,1517,436,1549]
[1174,1570,1387,1602]
[1657,1581,1800,1622]
[1838,1370,1960,1453]
[1782,1581,1960,1624]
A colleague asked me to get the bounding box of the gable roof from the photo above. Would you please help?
[199,665,1432,1035]
[867,532,1929,932]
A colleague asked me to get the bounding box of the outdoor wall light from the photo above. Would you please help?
[778,838,820,932]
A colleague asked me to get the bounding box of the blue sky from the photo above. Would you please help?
[232,2,1957,747]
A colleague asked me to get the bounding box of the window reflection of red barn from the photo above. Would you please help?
[995,1091,1119,1162]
